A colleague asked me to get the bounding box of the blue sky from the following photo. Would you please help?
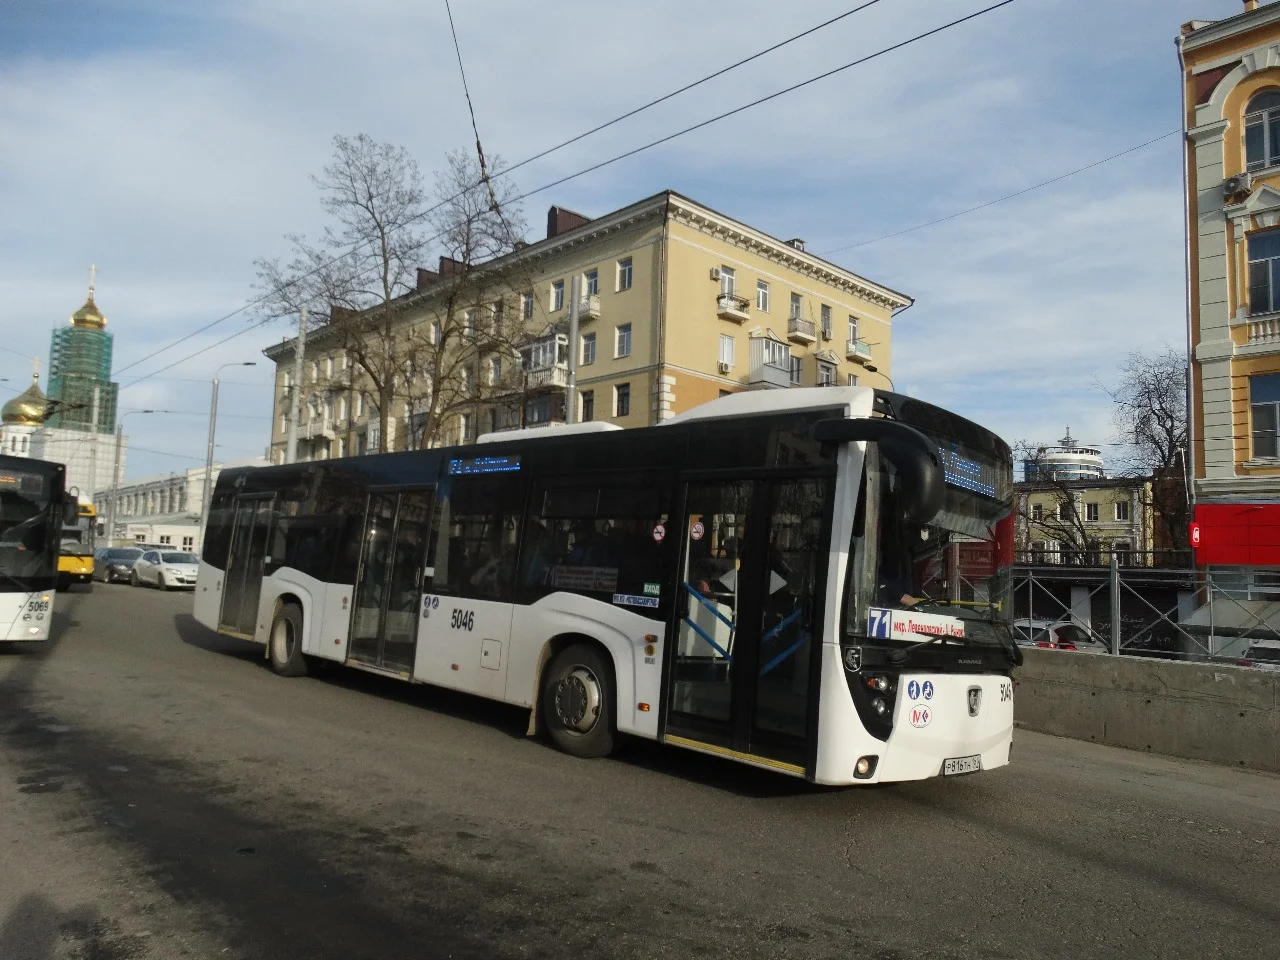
[0,0,1247,480]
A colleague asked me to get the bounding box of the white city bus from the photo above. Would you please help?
[194,388,1020,784]
[1,454,69,642]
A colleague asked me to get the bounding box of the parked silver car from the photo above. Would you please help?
[1012,618,1110,654]
[93,547,144,584]
[130,550,199,590]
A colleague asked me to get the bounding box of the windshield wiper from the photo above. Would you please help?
[887,633,980,664]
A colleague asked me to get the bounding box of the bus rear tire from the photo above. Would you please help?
[541,643,616,759]
[268,604,308,678]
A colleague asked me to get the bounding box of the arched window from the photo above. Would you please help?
[1246,90,1280,171]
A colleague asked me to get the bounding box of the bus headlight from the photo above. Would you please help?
[872,698,888,715]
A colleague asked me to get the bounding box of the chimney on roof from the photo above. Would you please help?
[438,256,466,276]
[786,238,806,251]
[416,267,440,290]
[1245,1,1259,11]
[546,205,592,239]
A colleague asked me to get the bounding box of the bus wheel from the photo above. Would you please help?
[542,644,616,758]
[268,604,308,677]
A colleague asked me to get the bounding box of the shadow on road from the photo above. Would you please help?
[0,894,147,960]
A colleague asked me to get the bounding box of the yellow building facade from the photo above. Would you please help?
[1016,478,1155,566]
[264,191,909,460]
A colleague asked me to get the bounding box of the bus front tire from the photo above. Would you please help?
[268,604,308,678]
[541,644,616,759]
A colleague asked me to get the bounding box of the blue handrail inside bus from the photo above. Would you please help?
[681,581,735,660]
[759,608,808,676]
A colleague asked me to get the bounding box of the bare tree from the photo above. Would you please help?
[1106,349,1190,554]
[254,138,528,453]
[1014,441,1095,564]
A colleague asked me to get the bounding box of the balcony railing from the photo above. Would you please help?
[576,294,601,320]
[1247,317,1280,345]
[717,294,750,323]
[300,418,335,441]
[525,363,570,391]
[846,339,872,363]
[787,318,816,344]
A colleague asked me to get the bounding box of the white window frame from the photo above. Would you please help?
[1085,502,1099,522]
[1114,501,1130,522]
[552,280,565,312]
[719,334,735,367]
[720,266,736,298]
[581,389,595,422]
[489,356,502,386]
[848,315,859,344]
[614,382,631,417]
[847,373,858,386]
[1031,503,1043,522]
[817,361,835,386]
[789,292,803,321]
[585,269,599,296]
[789,356,803,385]
[615,323,632,358]
[820,304,832,339]
[756,280,770,312]
[617,258,633,291]
[522,292,535,319]
[582,332,597,365]
[1057,502,1071,522]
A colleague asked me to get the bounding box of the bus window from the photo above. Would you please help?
[428,473,523,602]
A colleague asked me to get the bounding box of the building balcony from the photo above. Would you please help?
[576,294,600,321]
[748,360,791,390]
[525,363,570,391]
[717,294,751,324]
[300,418,336,441]
[787,317,816,344]
[1248,317,1280,346]
[846,339,873,364]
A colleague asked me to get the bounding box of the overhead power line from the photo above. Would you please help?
[821,129,1181,255]
[117,0,1018,390]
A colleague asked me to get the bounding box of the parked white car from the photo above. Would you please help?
[1240,641,1280,672]
[1012,618,1110,654]
[130,550,199,591]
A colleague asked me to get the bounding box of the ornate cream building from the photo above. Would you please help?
[264,190,910,460]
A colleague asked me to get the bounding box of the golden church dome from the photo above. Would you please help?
[1,374,48,426]
[71,293,107,330]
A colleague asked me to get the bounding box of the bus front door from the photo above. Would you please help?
[348,488,435,675]
[665,477,829,774]
[218,495,275,639]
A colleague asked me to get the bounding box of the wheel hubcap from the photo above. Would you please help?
[553,667,601,734]
[273,619,293,661]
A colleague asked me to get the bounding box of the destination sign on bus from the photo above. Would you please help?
[0,472,44,496]
[937,445,1000,499]
[447,455,521,476]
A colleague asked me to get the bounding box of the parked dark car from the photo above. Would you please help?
[93,547,144,583]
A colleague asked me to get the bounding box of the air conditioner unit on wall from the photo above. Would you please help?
[718,361,731,373]
[709,266,721,281]
[1224,172,1252,201]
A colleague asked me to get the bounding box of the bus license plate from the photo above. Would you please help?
[943,755,982,776]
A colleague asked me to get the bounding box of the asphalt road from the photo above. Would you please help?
[1,586,1277,960]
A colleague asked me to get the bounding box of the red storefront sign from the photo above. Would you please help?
[1191,503,1280,565]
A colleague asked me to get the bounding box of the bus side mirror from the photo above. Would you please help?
[813,418,944,526]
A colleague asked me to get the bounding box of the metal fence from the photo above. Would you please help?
[1012,560,1280,665]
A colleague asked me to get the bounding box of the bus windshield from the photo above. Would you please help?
[847,440,1014,654]
[0,467,57,589]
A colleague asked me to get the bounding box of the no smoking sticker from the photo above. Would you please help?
[652,523,666,543]
[690,520,705,541]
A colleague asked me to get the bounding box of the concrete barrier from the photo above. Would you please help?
[1013,648,1280,773]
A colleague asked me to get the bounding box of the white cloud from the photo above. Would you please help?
[0,0,1247,477]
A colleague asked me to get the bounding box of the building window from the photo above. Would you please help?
[756,280,770,312]
[1249,230,1280,316]
[615,383,631,417]
[324,357,333,378]
[338,438,346,458]
[718,265,736,299]
[1030,541,1046,563]
[491,300,504,333]
[338,397,347,421]
[820,304,832,339]
[1114,500,1130,522]
[355,392,364,418]
[1085,502,1099,522]
[1246,90,1280,172]
[182,536,194,549]
[1251,373,1280,457]
[1113,540,1133,566]
[159,535,171,545]
[817,362,835,386]
[719,334,735,367]
[581,390,594,422]
[847,373,858,386]
[522,292,535,319]
[848,315,859,344]
[464,310,476,334]
[582,332,597,365]
[789,292,803,320]
[1057,502,1072,522]
[489,357,502,386]
[615,323,632,358]
[789,356,803,385]
[1031,502,1043,522]
[585,269,599,296]
[308,361,317,382]
[617,258,633,291]
[552,280,565,312]
[460,413,473,443]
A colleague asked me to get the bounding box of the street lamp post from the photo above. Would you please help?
[107,409,165,547]
[200,362,257,552]
[864,364,895,392]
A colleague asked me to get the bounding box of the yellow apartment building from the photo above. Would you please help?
[1016,478,1156,567]
[263,190,910,460]
[1179,1,1280,573]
